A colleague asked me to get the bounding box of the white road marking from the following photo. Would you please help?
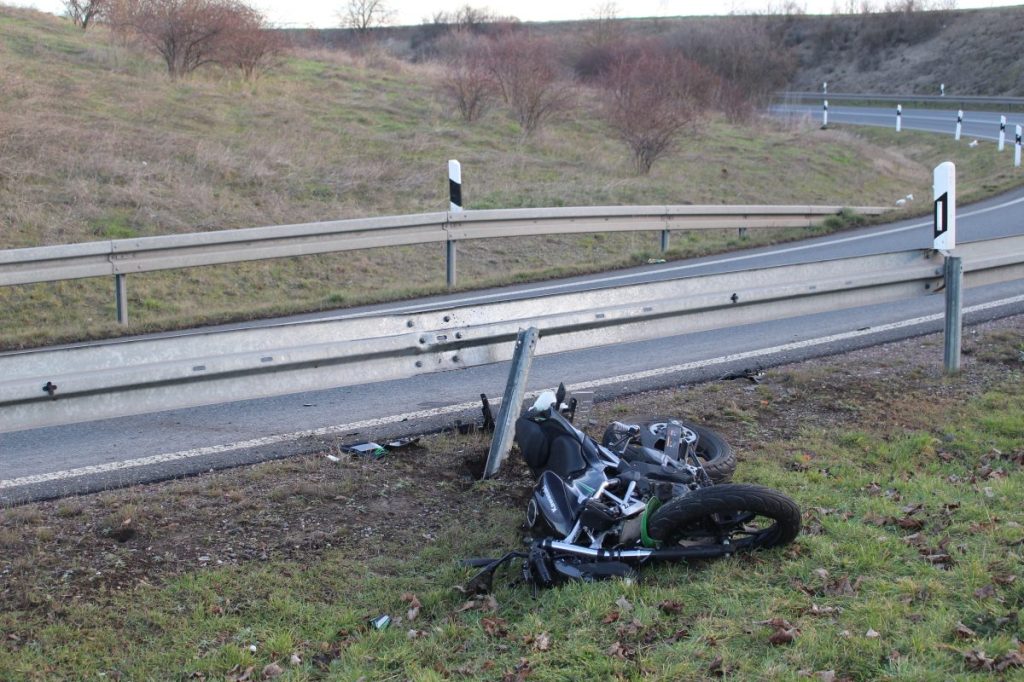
[5,293,1023,491]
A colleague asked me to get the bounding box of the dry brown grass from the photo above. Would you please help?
[0,7,1020,349]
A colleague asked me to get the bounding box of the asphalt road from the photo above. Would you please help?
[772,102,1024,143]
[3,106,1024,504]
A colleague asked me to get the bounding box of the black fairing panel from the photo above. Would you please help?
[516,417,550,473]
[547,434,588,478]
[534,470,583,537]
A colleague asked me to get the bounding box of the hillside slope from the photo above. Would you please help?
[781,6,1024,96]
[0,5,1021,350]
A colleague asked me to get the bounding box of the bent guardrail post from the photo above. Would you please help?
[483,327,538,479]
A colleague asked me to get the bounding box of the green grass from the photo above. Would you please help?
[1,325,1023,680]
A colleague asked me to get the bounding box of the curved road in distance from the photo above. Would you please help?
[3,118,1024,504]
[772,102,1024,143]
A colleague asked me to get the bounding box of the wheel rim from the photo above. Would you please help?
[646,421,699,446]
[661,510,784,549]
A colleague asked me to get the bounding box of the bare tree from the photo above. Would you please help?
[339,0,394,35]
[600,50,717,174]
[485,35,573,137]
[62,0,106,29]
[108,0,252,79]
[216,5,284,81]
[442,39,496,122]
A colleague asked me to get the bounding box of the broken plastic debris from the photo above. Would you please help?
[369,614,391,630]
[325,454,340,463]
[344,442,387,458]
[385,436,420,450]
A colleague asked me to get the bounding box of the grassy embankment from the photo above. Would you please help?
[0,320,1022,680]
[1,6,1023,349]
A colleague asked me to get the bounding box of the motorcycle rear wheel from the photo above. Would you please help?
[603,417,736,483]
[647,483,801,552]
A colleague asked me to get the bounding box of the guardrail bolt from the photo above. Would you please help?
[43,381,58,398]
[730,293,740,303]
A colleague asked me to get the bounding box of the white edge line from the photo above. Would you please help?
[4,293,1023,491]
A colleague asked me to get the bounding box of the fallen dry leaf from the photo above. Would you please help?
[602,611,621,624]
[963,648,996,671]
[769,627,798,646]
[501,657,531,682]
[707,655,724,676]
[953,622,977,639]
[261,663,283,679]
[658,599,684,614]
[615,596,634,612]
[974,584,997,599]
[482,617,509,638]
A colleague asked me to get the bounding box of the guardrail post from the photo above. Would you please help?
[482,327,538,479]
[115,274,128,325]
[446,239,457,287]
[943,255,963,375]
[660,228,670,252]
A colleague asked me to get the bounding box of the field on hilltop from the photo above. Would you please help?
[1,5,1023,349]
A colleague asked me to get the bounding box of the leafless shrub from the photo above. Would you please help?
[485,34,573,137]
[215,5,284,81]
[442,38,496,122]
[671,18,796,119]
[62,0,106,29]
[106,0,276,80]
[599,49,717,174]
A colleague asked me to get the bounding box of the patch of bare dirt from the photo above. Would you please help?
[0,315,1021,613]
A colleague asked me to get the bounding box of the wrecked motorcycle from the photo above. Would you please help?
[465,385,800,591]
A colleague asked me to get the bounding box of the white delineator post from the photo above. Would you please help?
[896,104,902,132]
[934,162,960,374]
[822,99,828,127]
[955,110,963,141]
[448,159,462,212]
[1016,125,1022,168]
[940,83,945,97]
[999,115,1007,152]
[446,159,462,287]
[933,162,956,253]
[823,81,828,94]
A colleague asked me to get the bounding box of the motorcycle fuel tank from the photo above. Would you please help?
[531,470,584,537]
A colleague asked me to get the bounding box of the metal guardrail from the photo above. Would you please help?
[0,204,888,286]
[2,234,1022,434]
[781,91,1024,107]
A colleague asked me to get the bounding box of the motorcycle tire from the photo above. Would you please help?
[602,417,737,483]
[647,483,801,552]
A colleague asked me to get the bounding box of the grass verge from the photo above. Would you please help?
[1,317,1022,680]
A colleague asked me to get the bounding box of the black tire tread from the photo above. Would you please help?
[647,483,801,550]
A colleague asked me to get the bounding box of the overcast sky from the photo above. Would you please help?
[6,0,1023,28]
